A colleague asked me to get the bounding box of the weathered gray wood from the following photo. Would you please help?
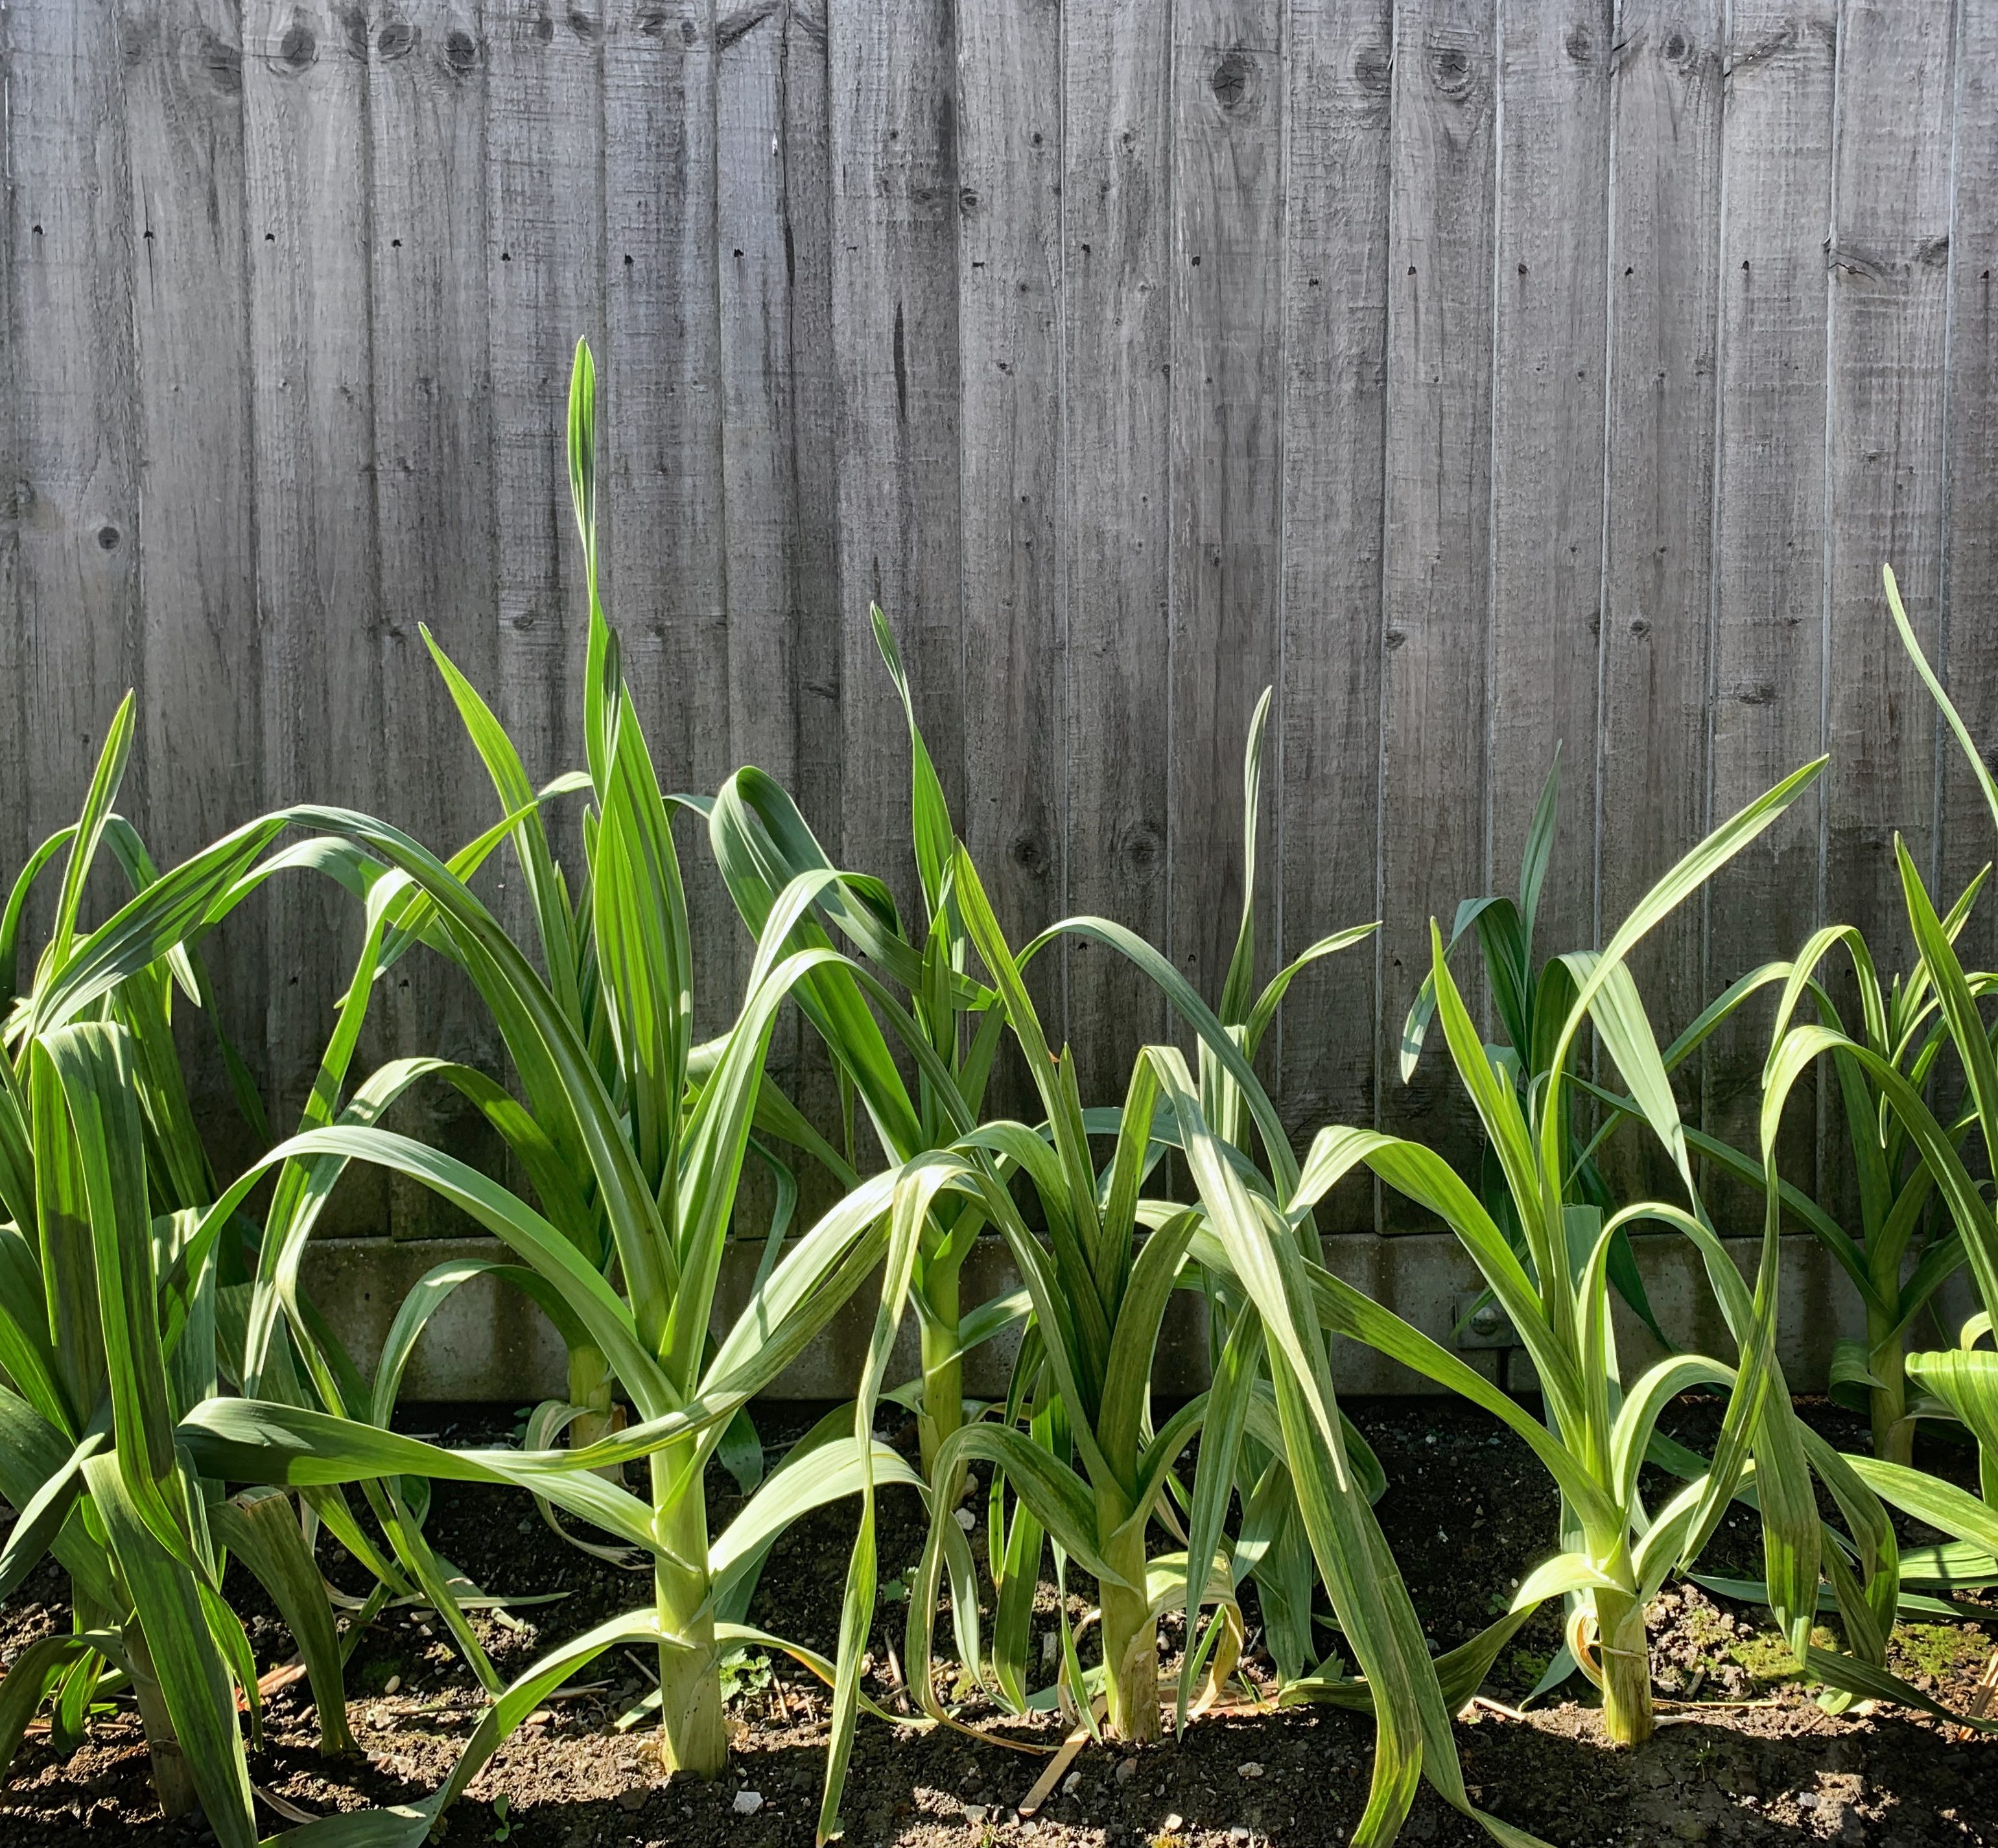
[8,0,143,892]
[827,0,963,976]
[242,0,384,1233]
[712,0,801,1188]
[1598,1,1724,1081]
[1276,0,1394,1228]
[1169,1,1285,1033]
[1596,0,1726,1204]
[602,0,735,1042]
[956,0,1063,1089]
[1702,0,1837,1199]
[1818,0,1956,1230]
[119,0,265,1172]
[1376,0,1497,1208]
[719,0,801,799]
[774,0,847,1219]
[1823,0,1955,968]
[782,0,844,861]
[486,0,604,880]
[0,6,18,926]
[1063,0,1172,1098]
[1940,0,1998,975]
[1487,1,1612,957]
[11,0,1998,1248]
[368,1,500,1235]
[714,0,814,1229]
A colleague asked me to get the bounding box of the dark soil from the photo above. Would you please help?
[3,1396,1993,1848]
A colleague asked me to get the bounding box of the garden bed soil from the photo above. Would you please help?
[3,1397,1993,1848]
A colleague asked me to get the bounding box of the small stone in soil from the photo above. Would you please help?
[1115,1758,1136,1784]
[617,1789,647,1812]
[1238,1762,1265,1779]
[733,1790,764,1816]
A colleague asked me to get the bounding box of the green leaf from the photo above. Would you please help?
[1886,561,1998,832]
[83,1452,256,1848]
[45,693,135,976]
[1218,687,1274,1030]
[209,1489,355,1754]
[870,605,956,924]
[1519,745,1562,942]
[0,1428,106,1600]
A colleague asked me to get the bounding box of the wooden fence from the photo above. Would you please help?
[3,0,1994,1234]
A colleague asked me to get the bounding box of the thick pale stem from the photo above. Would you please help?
[1868,1324,1913,1467]
[126,1624,199,1817]
[1594,1588,1654,1748]
[1099,1531,1160,1744]
[918,1263,964,1490]
[652,1441,725,1779]
[569,1346,626,1482]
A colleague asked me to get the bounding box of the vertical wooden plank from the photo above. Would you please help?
[1277,0,1394,1224]
[956,0,1062,1096]
[1941,0,1998,974]
[1824,1,1955,964]
[737,0,848,1211]
[369,1,499,1230]
[827,0,963,954]
[1171,1,1286,1022]
[1064,0,1172,1095]
[119,0,266,1172]
[242,1,384,1231]
[1704,0,1836,1191]
[1376,0,1496,1198]
[719,0,802,796]
[1487,1,1612,954]
[716,0,807,1223]
[602,0,733,1038]
[8,0,143,885]
[1599,3,1724,1088]
[776,0,848,1219]
[782,0,844,861]
[487,0,604,880]
[0,8,16,913]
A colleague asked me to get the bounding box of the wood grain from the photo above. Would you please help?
[1376,0,1498,1209]
[1170,1,1285,1023]
[1823,0,1955,967]
[1940,0,1998,976]
[1063,0,1173,1098]
[487,0,604,892]
[602,0,735,1041]
[1276,0,1394,1224]
[1487,1,1612,957]
[8,0,143,896]
[957,0,1063,1093]
[0,3,17,927]
[4,0,1995,1248]
[1599,1,1724,1083]
[1704,0,1837,1201]
[828,0,963,976]
[369,0,500,1234]
[242,0,384,1231]
[120,0,266,1171]
[776,0,846,1216]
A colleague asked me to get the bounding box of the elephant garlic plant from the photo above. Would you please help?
[0,703,350,1848]
[890,847,1555,1848]
[1278,755,1958,1746]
